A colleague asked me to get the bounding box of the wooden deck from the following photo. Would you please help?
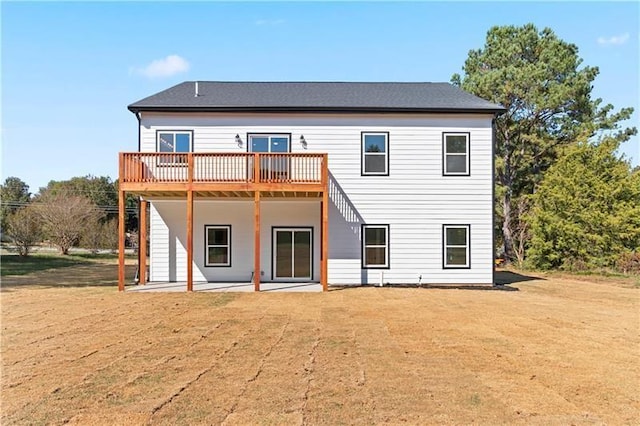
[119,152,327,197]
[117,152,329,293]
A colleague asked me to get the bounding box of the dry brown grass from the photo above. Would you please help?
[1,264,638,425]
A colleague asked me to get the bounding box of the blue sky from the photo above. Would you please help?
[2,1,638,192]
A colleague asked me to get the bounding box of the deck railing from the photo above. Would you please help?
[120,152,327,185]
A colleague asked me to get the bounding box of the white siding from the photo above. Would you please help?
[142,111,494,285]
[149,199,320,282]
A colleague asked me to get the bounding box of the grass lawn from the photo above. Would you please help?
[0,253,98,276]
[0,252,137,277]
[1,259,638,424]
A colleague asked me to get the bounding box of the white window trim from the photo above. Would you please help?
[443,224,470,268]
[361,132,389,176]
[362,224,390,268]
[248,134,291,153]
[443,132,470,176]
[156,131,193,153]
[205,225,231,267]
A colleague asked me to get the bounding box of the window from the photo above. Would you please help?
[205,225,231,267]
[157,131,192,164]
[362,225,390,268]
[248,134,290,153]
[443,133,469,175]
[443,225,470,268]
[362,132,389,175]
[248,134,291,180]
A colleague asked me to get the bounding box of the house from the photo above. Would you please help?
[117,82,504,291]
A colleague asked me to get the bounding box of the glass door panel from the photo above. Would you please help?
[251,136,269,153]
[275,231,293,279]
[293,231,311,278]
[249,135,290,181]
[274,229,312,280]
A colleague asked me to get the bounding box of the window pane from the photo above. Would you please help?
[251,136,269,152]
[365,247,386,266]
[364,155,386,173]
[446,135,467,153]
[208,228,228,245]
[175,133,190,152]
[446,155,467,173]
[208,247,228,264]
[446,227,467,246]
[158,133,174,152]
[270,137,289,153]
[446,247,467,265]
[365,227,386,245]
[364,135,386,153]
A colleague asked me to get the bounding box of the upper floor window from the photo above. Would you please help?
[443,133,469,176]
[157,131,192,153]
[443,224,470,268]
[157,131,192,165]
[362,224,390,268]
[362,132,389,176]
[248,134,290,153]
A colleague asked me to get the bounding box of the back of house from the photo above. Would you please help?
[119,81,504,290]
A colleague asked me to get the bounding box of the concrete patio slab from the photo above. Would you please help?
[125,281,322,293]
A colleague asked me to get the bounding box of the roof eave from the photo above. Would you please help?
[128,105,506,115]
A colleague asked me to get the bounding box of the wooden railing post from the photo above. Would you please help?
[253,153,260,183]
[188,153,194,183]
[119,153,124,183]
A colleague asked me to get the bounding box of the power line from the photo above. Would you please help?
[0,201,139,214]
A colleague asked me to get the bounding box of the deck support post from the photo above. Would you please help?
[139,199,148,285]
[118,189,126,291]
[321,154,329,292]
[254,190,261,292]
[187,190,194,292]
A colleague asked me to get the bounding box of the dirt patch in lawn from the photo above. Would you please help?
[1,268,638,424]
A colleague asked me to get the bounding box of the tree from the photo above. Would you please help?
[40,175,118,217]
[80,217,119,253]
[452,24,636,262]
[527,139,640,270]
[99,218,119,253]
[33,191,104,255]
[6,206,41,256]
[1,177,31,232]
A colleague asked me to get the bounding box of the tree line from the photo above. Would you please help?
[0,175,138,256]
[453,23,639,273]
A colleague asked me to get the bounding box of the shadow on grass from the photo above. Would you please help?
[330,284,520,292]
[1,253,94,277]
[494,270,542,285]
[329,271,543,292]
[1,253,137,291]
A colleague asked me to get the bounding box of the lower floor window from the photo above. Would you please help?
[362,224,389,268]
[205,225,231,266]
[443,225,470,268]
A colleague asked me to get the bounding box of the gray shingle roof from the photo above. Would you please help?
[128,81,505,114]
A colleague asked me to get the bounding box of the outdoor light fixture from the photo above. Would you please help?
[235,134,242,147]
[300,135,307,149]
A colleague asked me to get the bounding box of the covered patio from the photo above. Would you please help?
[118,152,329,292]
